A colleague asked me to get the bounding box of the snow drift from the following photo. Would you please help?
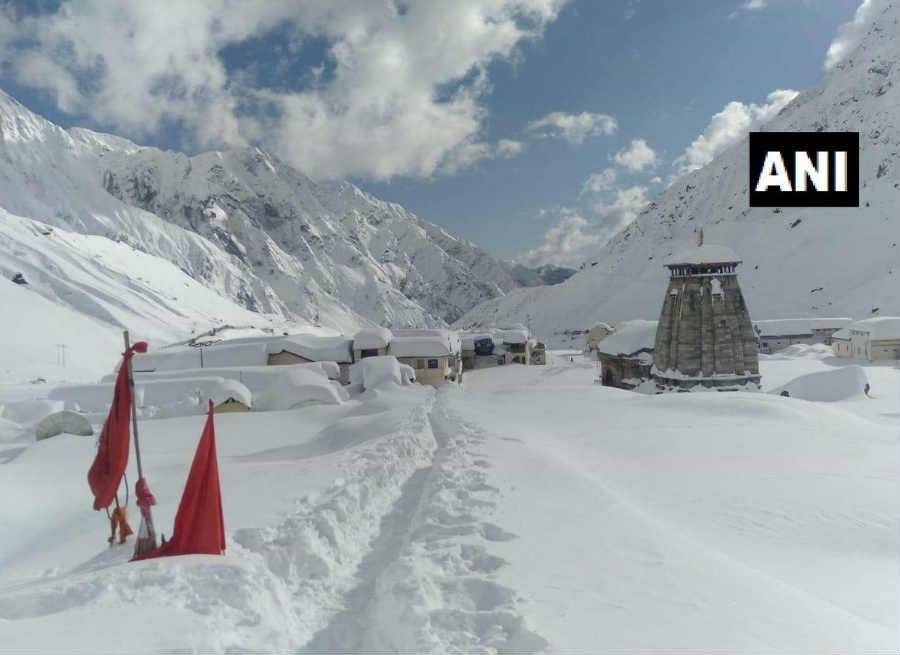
[771,365,870,401]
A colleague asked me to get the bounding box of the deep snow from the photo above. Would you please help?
[1,346,897,653]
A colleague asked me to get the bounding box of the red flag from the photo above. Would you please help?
[134,401,225,560]
[87,341,147,511]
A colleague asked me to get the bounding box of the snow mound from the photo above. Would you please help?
[48,383,143,414]
[141,377,252,412]
[34,411,93,441]
[0,398,64,427]
[350,356,402,390]
[771,365,869,402]
[399,363,416,385]
[251,367,344,411]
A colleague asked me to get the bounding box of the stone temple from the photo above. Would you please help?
[652,242,760,391]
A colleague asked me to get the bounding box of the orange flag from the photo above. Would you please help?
[88,342,147,511]
[133,401,225,559]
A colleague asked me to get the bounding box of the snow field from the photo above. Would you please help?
[452,356,899,652]
[0,385,439,653]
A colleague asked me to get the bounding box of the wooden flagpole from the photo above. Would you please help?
[124,330,157,556]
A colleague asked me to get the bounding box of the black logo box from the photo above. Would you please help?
[749,132,859,207]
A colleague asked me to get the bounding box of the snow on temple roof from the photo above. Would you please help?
[754,318,853,337]
[667,244,741,266]
[389,329,461,357]
[595,320,658,357]
[353,327,393,350]
[833,316,900,341]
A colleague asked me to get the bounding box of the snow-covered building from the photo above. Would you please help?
[263,335,353,382]
[652,243,760,391]
[352,327,393,361]
[132,333,354,382]
[496,327,532,365]
[831,317,900,361]
[388,329,462,387]
[585,323,614,352]
[595,320,656,389]
[753,318,853,354]
[460,332,494,370]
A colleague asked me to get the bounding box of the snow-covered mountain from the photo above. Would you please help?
[0,90,528,334]
[458,2,899,344]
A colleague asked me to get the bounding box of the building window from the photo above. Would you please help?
[416,359,426,369]
[428,359,439,369]
[719,319,727,328]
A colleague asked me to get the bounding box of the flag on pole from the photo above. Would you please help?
[87,341,147,511]
[133,401,225,560]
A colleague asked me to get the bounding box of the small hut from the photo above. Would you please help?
[595,320,656,389]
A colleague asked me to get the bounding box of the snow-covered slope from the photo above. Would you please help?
[458,2,900,343]
[0,90,523,331]
[0,209,290,383]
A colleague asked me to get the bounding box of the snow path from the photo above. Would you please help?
[302,395,547,653]
[0,390,441,652]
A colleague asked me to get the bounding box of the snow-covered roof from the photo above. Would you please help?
[188,333,353,363]
[754,318,853,337]
[496,328,529,345]
[272,334,353,363]
[596,320,658,357]
[353,327,393,350]
[389,329,461,357]
[460,332,493,350]
[201,342,269,368]
[667,244,741,266]
[835,316,900,341]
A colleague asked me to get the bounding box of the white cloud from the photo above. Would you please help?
[521,184,649,267]
[824,0,888,70]
[581,168,617,194]
[525,111,618,144]
[672,89,798,175]
[439,138,526,174]
[0,0,566,180]
[613,138,658,172]
[728,0,768,19]
[519,210,601,267]
[592,185,649,232]
[496,138,526,157]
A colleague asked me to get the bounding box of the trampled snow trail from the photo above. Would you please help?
[302,390,547,653]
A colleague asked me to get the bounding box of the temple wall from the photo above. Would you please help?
[653,271,759,388]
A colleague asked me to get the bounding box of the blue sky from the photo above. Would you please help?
[0,0,867,265]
